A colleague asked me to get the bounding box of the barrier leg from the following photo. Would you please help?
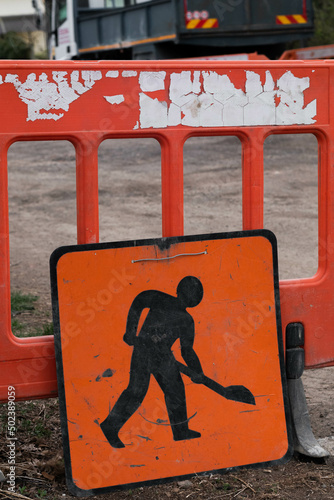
[286,323,329,458]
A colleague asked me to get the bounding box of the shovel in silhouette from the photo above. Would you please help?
[177,361,256,406]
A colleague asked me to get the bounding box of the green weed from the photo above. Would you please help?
[11,291,53,337]
[36,489,48,499]
[33,323,54,337]
[19,417,51,438]
[11,317,25,335]
[34,422,52,438]
[11,290,37,313]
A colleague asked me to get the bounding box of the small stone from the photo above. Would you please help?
[178,480,193,488]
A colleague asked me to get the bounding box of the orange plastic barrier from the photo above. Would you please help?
[0,60,333,402]
[280,44,334,60]
[188,52,269,61]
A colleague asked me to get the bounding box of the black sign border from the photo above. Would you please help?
[50,229,293,498]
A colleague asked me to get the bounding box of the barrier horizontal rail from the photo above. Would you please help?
[0,60,333,402]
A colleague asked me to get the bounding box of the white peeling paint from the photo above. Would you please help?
[71,70,101,94]
[0,68,317,127]
[169,71,201,107]
[139,69,317,129]
[167,102,182,127]
[106,71,119,78]
[244,71,276,126]
[104,94,125,105]
[139,93,167,128]
[122,71,137,77]
[276,71,316,125]
[4,70,102,121]
[202,71,247,126]
[139,71,166,92]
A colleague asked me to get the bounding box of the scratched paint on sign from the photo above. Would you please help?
[0,69,317,126]
[51,230,292,495]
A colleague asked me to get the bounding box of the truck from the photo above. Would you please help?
[46,0,314,60]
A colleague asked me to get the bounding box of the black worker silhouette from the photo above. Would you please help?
[100,276,205,448]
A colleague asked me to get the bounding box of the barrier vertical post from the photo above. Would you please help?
[75,135,100,245]
[0,137,11,348]
[242,130,264,230]
[161,132,184,237]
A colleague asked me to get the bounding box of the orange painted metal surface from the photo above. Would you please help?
[280,44,334,60]
[0,60,333,403]
[51,231,291,494]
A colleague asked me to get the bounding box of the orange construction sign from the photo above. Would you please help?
[51,230,292,496]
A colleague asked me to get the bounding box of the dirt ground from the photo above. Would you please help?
[1,134,333,499]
